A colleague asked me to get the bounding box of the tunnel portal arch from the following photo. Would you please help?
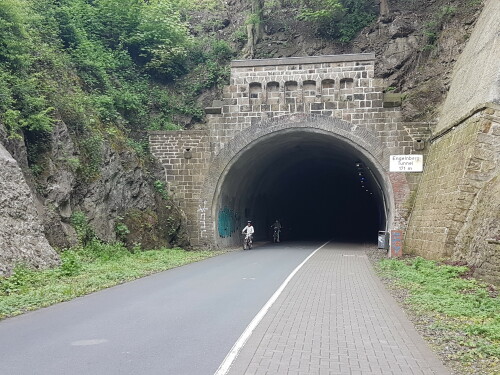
[201,115,394,247]
[149,54,424,249]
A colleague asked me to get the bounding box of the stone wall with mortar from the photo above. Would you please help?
[149,131,211,246]
[150,54,429,248]
[405,106,500,283]
[198,114,423,248]
[403,0,500,284]
[207,54,416,153]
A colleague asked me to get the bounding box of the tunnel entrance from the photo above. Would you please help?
[215,129,387,246]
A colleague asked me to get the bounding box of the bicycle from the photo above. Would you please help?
[243,233,253,250]
[272,227,280,243]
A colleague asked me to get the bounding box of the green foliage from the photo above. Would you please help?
[166,215,178,236]
[59,250,81,277]
[0,0,30,68]
[378,257,500,363]
[78,135,103,181]
[29,163,43,177]
[296,0,376,42]
[297,0,343,22]
[66,157,81,172]
[70,211,95,245]
[246,12,262,26]
[423,6,457,48]
[125,0,192,79]
[131,242,142,253]
[126,139,149,157]
[115,220,130,242]
[154,180,169,200]
[0,0,230,159]
[185,38,232,95]
[77,240,130,262]
[0,264,38,295]
[0,0,57,137]
[0,242,222,320]
[232,26,248,46]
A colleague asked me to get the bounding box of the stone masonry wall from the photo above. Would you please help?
[151,54,429,248]
[405,106,500,280]
[403,0,500,284]
[149,131,211,246]
[454,107,500,284]
[208,54,411,154]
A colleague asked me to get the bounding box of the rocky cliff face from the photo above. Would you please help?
[433,0,500,132]
[0,142,59,275]
[0,119,187,275]
[215,0,483,123]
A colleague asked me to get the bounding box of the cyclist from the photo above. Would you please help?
[242,221,254,247]
[271,219,282,243]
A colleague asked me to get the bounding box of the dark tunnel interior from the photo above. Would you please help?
[216,130,387,245]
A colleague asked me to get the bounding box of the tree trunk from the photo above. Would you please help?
[379,0,390,17]
[243,0,264,59]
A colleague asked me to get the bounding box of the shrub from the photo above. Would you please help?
[0,264,37,295]
[297,0,376,42]
[70,211,95,245]
[78,135,103,181]
[59,251,81,277]
[115,220,130,242]
[154,180,169,200]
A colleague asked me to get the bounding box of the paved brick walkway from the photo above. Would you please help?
[226,242,451,375]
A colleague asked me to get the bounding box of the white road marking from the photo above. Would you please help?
[71,339,108,346]
[214,240,330,375]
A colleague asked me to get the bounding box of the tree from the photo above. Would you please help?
[242,0,264,59]
[379,0,389,17]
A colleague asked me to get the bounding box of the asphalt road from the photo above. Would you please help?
[0,242,322,375]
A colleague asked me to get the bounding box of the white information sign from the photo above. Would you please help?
[390,155,423,172]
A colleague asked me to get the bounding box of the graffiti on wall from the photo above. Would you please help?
[391,230,403,257]
[218,207,239,238]
[198,200,208,238]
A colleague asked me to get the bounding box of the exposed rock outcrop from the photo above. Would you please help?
[0,143,59,275]
[33,122,185,249]
[434,0,500,132]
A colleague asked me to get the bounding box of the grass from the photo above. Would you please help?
[376,256,500,375]
[0,241,223,320]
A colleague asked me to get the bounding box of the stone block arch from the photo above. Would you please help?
[199,114,398,248]
[150,54,423,249]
